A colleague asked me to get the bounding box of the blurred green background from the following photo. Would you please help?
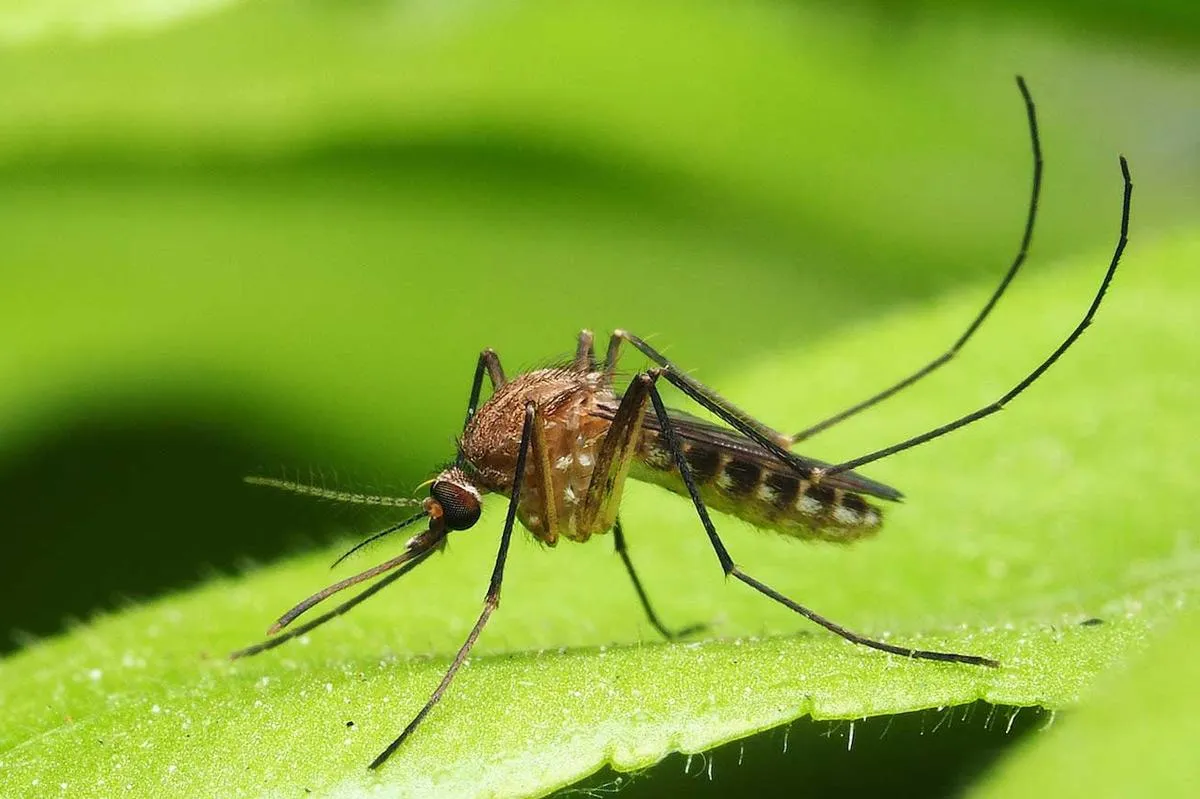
[0,0,1197,794]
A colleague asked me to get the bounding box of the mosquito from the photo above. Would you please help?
[232,77,1133,769]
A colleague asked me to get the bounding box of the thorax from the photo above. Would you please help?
[459,368,618,544]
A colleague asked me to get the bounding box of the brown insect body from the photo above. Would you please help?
[456,364,885,546]
[458,366,624,544]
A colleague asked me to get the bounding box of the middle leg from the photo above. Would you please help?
[579,370,702,639]
[613,516,705,641]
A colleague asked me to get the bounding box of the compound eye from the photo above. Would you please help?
[431,481,481,531]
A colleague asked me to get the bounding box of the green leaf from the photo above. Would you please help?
[970,609,1200,798]
[3,228,1196,797]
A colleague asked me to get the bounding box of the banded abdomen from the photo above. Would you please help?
[630,414,889,543]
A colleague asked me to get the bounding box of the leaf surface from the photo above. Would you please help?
[3,231,1196,797]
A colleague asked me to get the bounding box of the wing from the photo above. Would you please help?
[644,406,904,502]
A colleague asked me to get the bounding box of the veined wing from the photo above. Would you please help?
[645,405,903,502]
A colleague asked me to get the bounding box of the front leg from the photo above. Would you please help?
[575,329,597,372]
[370,401,538,769]
[462,348,506,431]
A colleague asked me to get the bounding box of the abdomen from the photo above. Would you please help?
[630,431,883,543]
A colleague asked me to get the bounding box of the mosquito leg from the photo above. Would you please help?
[575,329,597,372]
[579,371,654,531]
[788,76,1043,445]
[576,372,698,635]
[576,371,707,638]
[606,332,792,443]
[529,411,560,542]
[825,155,1131,479]
[602,330,623,380]
[369,401,537,769]
[613,517,706,640]
[645,377,998,668]
[463,348,507,431]
[607,330,828,487]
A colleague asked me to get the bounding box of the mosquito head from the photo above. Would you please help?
[426,467,483,531]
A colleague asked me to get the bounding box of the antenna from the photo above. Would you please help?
[243,475,422,508]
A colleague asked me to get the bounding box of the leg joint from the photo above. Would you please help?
[635,369,665,386]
